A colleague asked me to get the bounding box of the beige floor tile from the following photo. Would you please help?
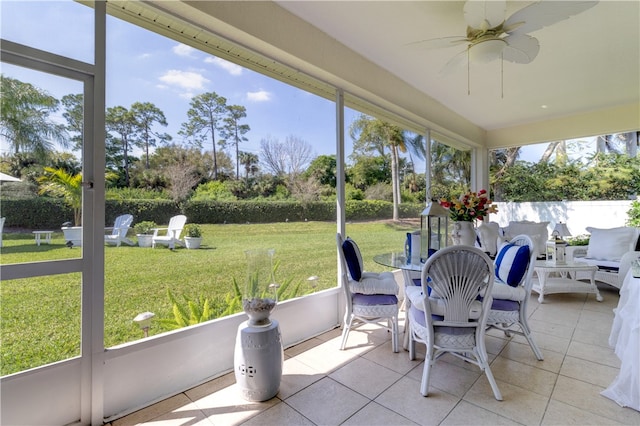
[566,340,620,368]
[329,356,402,399]
[185,373,236,402]
[440,401,521,425]
[285,377,369,425]
[293,338,362,374]
[542,399,623,425]
[342,401,419,426]
[362,342,422,375]
[278,357,324,399]
[284,337,326,357]
[571,327,615,349]
[531,304,582,326]
[433,351,497,373]
[485,334,510,355]
[240,401,314,425]
[375,376,459,426]
[314,326,343,342]
[463,378,549,425]
[406,359,482,398]
[576,313,616,335]
[112,394,193,426]
[490,356,557,397]
[499,340,564,373]
[190,383,279,425]
[138,405,213,426]
[560,356,620,388]
[552,375,640,425]
[528,317,576,340]
[511,328,570,355]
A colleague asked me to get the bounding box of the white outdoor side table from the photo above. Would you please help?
[532,260,603,303]
[32,230,54,246]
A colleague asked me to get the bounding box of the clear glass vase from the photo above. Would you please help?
[243,249,278,326]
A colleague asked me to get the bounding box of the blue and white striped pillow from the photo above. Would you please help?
[494,243,530,287]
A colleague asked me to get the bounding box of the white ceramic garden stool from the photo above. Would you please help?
[234,319,283,402]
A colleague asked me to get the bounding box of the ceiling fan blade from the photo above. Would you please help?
[405,36,468,50]
[438,49,468,76]
[464,0,506,30]
[504,1,598,35]
[503,34,540,64]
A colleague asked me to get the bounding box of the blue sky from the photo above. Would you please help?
[0,0,362,165]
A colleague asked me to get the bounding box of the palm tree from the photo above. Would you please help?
[350,115,424,220]
[38,167,82,226]
[238,151,259,181]
[0,75,67,162]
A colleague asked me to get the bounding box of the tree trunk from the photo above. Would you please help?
[540,141,560,163]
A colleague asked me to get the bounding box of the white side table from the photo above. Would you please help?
[32,230,54,246]
[532,260,603,303]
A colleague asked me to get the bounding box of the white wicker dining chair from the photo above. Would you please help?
[407,245,502,400]
[486,234,543,361]
[337,233,400,353]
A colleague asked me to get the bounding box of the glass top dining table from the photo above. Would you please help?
[373,252,424,272]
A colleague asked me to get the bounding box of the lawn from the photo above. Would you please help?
[0,220,416,375]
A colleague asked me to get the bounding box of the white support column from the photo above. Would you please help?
[87,2,106,424]
[471,146,489,192]
[424,128,432,201]
[336,89,346,236]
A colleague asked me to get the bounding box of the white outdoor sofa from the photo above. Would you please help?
[477,222,640,291]
[567,226,640,290]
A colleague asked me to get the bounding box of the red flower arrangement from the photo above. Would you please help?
[439,189,498,222]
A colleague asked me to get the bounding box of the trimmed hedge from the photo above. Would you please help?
[0,198,424,228]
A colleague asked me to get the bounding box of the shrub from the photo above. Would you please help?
[191,181,236,201]
[627,199,640,227]
[183,223,202,238]
[134,221,157,235]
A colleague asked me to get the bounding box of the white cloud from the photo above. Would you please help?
[173,43,196,57]
[247,90,271,102]
[204,57,243,76]
[158,70,209,91]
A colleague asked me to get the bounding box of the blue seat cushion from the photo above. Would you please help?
[342,237,363,281]
[491,298,519,311]
[352,293,398,306]
[494,243,530,287]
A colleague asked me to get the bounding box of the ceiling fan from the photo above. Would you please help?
[413,1,598,75]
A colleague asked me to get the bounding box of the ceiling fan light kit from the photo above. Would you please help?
[415,1,599,96]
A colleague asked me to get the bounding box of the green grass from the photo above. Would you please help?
[0,220,417,375]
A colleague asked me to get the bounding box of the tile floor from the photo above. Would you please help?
[110,284,640,426]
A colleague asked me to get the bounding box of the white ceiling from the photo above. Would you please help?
[276,1,640,133]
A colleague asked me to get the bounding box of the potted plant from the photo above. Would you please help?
[134,221,157,248]
[183,223,203,249]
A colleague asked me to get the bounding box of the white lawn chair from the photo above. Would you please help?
[105,214,134,247]
[152,215,187,249]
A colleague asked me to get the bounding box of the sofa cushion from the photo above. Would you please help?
[586,227,640,261]
[503,221,549,259]
[477,221,500,256]
[494,243,530,287]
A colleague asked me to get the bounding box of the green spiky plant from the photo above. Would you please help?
[159,289,214,329]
